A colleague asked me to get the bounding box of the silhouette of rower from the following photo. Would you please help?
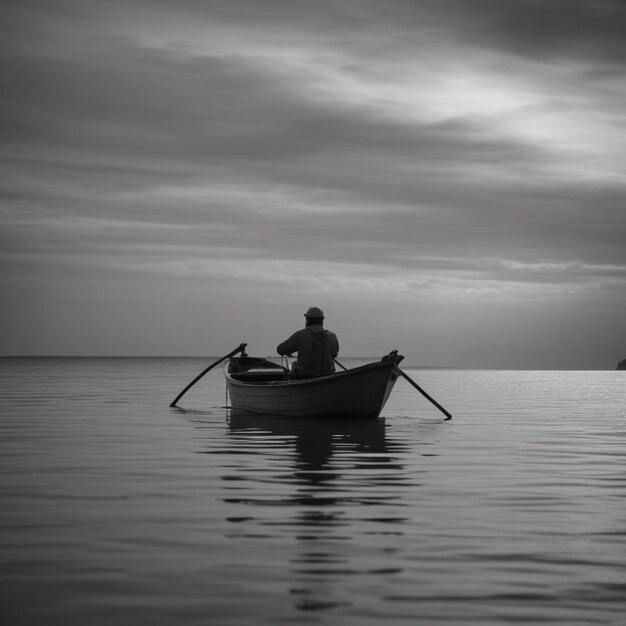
[277,307,339,379]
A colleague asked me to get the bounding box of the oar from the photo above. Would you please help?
[335,358,451,420]
[393,366,452,420]
[170,343,247,407]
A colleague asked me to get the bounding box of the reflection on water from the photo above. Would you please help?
[228,412,402,482]
[223,413,413,612]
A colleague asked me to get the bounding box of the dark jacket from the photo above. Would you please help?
[277,325,339,378]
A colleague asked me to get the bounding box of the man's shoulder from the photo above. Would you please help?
[316,329,338,344]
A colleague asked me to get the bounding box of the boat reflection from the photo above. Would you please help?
[226,412,411,612]
[227,412,409,493]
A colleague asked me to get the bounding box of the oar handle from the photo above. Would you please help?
[170,343,247,407]
[393,366,452,420]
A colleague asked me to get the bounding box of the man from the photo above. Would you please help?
[277,307,339,379]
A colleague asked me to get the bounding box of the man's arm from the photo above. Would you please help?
[277,331,300,356]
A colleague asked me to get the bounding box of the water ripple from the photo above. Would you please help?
[1,359,625,625]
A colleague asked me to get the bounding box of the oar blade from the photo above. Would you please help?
[170,343,247,407]
[394,366,452,420]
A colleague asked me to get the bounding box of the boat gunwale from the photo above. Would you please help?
[225,359,397,388]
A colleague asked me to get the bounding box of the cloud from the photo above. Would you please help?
[1,0,625,363]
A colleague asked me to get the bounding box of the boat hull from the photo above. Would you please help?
[225,359,400,419]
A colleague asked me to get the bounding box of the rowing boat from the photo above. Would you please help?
[225,351,404,419]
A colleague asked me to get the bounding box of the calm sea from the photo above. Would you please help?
[1,357,625,625]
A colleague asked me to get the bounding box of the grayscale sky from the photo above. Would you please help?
[1,0,625,368]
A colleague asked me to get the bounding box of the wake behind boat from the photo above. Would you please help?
[225,351,405,419]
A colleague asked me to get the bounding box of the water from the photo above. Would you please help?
[1,357,625,625]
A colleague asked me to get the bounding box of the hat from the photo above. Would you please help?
[304,306,324,319]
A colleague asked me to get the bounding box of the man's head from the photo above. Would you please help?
[304,306,324,326]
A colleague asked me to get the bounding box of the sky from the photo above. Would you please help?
[1,0,625,368]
